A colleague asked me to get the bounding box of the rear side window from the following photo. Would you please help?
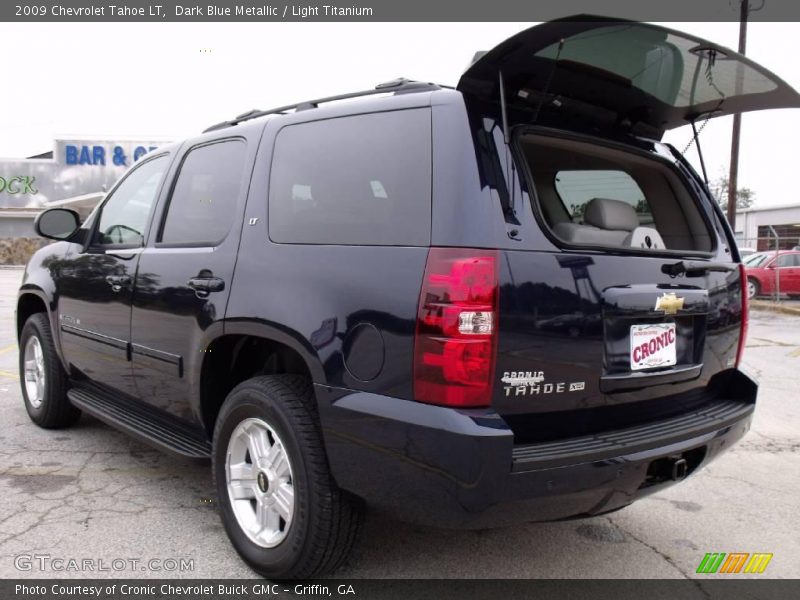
[268,109,431,246]
[518,134,712,253]
[160,139,247,245]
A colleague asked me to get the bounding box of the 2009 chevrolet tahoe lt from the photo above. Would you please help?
[18,16,799,578]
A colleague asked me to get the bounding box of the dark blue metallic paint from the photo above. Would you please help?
[17,87,757,527]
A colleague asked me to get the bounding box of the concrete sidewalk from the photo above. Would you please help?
[751,299,800,316]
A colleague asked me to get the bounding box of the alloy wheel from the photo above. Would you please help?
[23,336,46,409]
[226,417,295,548]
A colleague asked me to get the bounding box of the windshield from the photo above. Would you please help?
[743,253,770,267]
[534,24,778,109]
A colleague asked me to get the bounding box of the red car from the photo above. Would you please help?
[744,250,800,298]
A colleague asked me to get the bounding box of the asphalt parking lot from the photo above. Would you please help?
[0,267,798,579]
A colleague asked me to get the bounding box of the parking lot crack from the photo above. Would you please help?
[606,516,710,597]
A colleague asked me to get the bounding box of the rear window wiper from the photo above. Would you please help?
[662,260,736,278]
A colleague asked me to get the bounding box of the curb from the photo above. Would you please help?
[750,300,800,316]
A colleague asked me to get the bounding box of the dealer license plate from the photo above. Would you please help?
[630,323,677,371]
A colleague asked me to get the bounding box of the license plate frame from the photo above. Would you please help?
[630,322,677,371]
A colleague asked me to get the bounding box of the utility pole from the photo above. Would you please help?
[726,0,749,231]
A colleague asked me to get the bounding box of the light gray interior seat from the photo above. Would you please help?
[553,198,639,246]
[623,226,666,250]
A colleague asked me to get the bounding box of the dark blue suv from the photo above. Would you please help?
[17,17,799,578]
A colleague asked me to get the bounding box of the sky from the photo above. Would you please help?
[0,21,798,208]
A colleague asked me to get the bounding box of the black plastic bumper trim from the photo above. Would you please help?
[512,398,753,471]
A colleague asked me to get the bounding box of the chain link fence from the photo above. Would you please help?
[738,233,800,302]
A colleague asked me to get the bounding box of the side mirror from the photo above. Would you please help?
[34,208,81,241]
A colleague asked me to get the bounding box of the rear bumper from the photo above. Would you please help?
[316,370,756,528]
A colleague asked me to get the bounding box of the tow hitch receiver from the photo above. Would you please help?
[643,451,703,488]
[671,458,688,481]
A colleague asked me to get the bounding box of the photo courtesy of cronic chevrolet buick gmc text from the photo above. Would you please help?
[16,17,800,578]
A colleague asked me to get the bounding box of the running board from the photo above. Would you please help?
[67,387,212,459]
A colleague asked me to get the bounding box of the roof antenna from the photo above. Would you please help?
[532,38,565,125]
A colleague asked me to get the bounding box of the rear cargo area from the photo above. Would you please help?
[492,129,749,445]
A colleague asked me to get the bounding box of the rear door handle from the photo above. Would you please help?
[187,277,225,297]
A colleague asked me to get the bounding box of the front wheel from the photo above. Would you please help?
[212,375,361,578]
[747,278,760,299]
[18,313,80,429]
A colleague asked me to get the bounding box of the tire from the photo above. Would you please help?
[212,375,361,578]
[18,313,81,429]
[747,278,760,299]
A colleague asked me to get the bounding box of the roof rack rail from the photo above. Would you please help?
[203,78,441,133]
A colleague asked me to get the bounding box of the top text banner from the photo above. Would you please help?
[3,0,800,22]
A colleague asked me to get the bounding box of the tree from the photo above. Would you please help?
[710,175,756,210]
[634,199,651,215]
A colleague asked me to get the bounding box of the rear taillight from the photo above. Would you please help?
[413,247,499,407]
[736,262,749,368]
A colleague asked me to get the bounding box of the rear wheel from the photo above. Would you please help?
[747,278,760,299]
[212,375,361,578]
[18,313,80,429]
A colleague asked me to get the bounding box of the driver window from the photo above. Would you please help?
[95,155,168,246]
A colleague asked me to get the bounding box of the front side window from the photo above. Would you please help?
[774,254,799,268]
[159,139,248,245]
[95,155,168,246]
[268,109,431,246]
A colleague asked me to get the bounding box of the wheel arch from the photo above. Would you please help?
[16,287,68,370]
[198,320,325,437]
[747,275,763,295]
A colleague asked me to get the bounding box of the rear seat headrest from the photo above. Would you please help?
[583,198,639,231]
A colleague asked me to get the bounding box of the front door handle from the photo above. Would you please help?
[105,274,131,292]
[187,276,225,298]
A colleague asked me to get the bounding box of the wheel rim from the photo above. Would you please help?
[748,281,757,298]
[23,336,46,409]
[226,417,295,548]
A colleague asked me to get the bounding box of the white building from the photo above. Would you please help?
[734,203,800,251]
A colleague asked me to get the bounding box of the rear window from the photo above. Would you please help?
[518,133,713,253]
[534,24,777,108]
[268,109,431,246]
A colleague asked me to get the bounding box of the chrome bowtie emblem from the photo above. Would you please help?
[655,292,685,315]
